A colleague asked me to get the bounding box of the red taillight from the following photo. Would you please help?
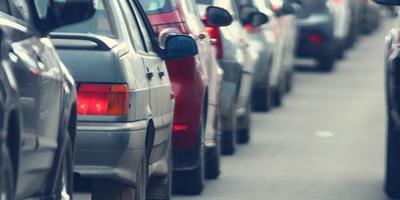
[243,24,261,33]
[173,124,189,132]
[308,33,322,45]
[77,84,130,116]
[205,25,223,59]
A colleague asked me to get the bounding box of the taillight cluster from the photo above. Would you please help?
[205,25,224,59]
[153,22,190,35]
[77,84,130,116]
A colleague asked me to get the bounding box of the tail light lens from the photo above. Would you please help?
[308,33,322,45]
[77,84,130,116]
[173,124,189,132]
[243,24,261,33]
[205,25,223,59]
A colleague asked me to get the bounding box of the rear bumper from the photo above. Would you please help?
[74,121,147,187]
[297,14,335,59]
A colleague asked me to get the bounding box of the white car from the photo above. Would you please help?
[198,0,262,154]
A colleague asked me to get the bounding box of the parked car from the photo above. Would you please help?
[251,0,299,111]
[0,0,94,199]
[295,0,336,71]
[372,0,400,198]
[51,0,198,199]
[236,0,285,111]
[359,0,381,34]
[140,0,232,194]
[197,0,261,154]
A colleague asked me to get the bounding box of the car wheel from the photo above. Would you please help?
[252,86,273,112]
[317,55,335,72]
[273,84,283,107]
[221,104,237,155]
[205,117,221,179]
[56,136,73,200]
[385,116,400,199]
[285,71,293,93]
[0,146,13,200]
[92,154,147,200]
[147,139,172,200]
[173,117,205,195]
[237,101,251,144]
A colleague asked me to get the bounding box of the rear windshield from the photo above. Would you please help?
[196,0,214,5]
[139,0,177,14]
[54,0,116,38]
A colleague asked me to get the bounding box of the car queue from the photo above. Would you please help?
[0,0,385,200]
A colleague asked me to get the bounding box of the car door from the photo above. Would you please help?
[4,0,62,197]
[121,0,172,162]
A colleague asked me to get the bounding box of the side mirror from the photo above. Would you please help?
[164,35,198,60]
[247,12,269,27]
[205,6,233,27]
[37,0,95,35]
[373,0,400,5]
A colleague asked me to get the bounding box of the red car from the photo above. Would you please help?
[140,0,232,194]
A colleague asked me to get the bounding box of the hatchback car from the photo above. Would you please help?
[296,0,336,71]
[140,0,232,194]
[51,0,198,199]
[0,0,94,199]
[373,0,400,198]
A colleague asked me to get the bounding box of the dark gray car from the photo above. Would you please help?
[0,0,94,199]
[51,0,198,199]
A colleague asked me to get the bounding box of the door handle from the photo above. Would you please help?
[147,72,154,80]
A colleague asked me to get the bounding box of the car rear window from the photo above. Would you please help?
[139,0,177,14]
[54,0,116,38]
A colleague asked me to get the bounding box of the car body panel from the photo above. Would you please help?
[52,0,173,186]
[0,2,76,198]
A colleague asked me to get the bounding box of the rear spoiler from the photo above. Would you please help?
[50,33,119,50]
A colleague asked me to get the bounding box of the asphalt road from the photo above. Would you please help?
[76,19,393,200]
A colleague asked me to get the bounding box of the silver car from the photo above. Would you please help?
[197,0,262,154]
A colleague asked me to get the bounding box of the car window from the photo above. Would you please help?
[0,0,10,14]
[139,0,177,14]
[119,0,146,52]
[128,0,155,52]
[54,0,117,38]
[33,0,49,19]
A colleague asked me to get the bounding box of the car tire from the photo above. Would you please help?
[252,86,273,112]
[385,117,400,199]
[237,101,251,144]
[317,55,335,72]
[273,84,283,107]
[221,105,237,155]
[205,143,221,180]
[0,146,13,200]
[147,139,172,200]
[285,71,293,93]
[173,118,205,195]
[206,111,221,179]
[55,136,73,200]
[92,154,147,200]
